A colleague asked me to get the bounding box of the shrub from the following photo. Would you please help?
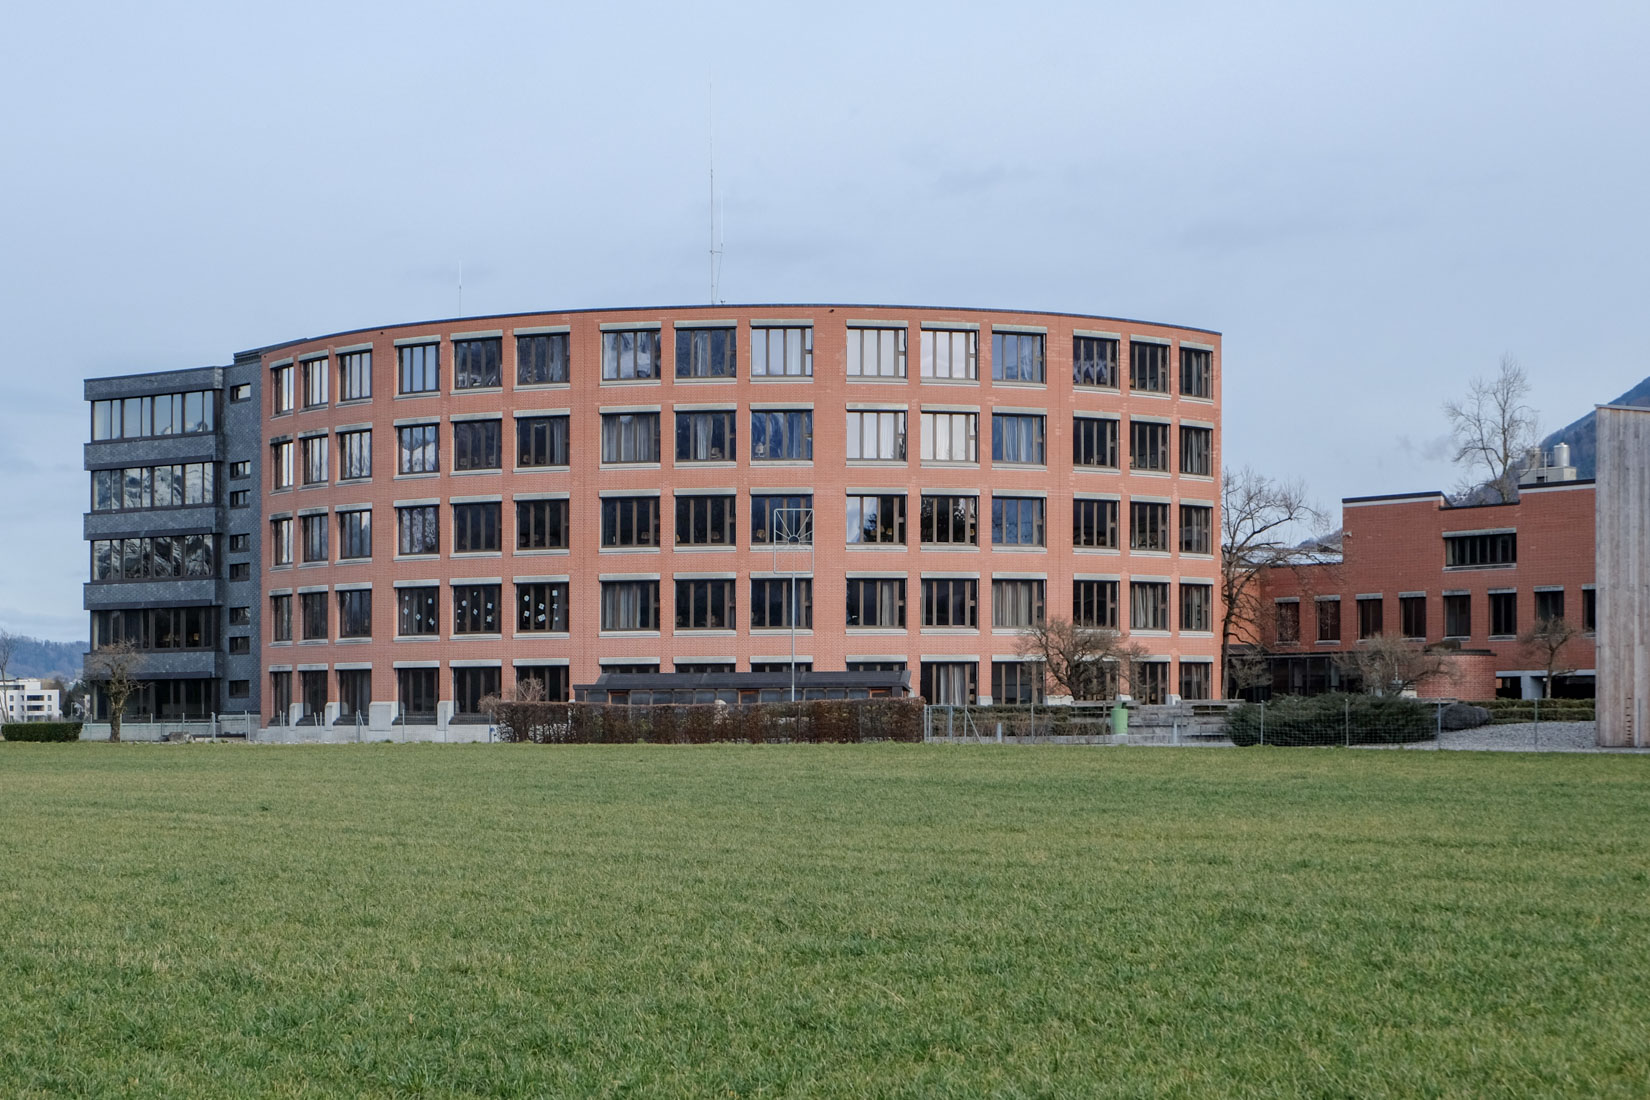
[1,722,82,743]
[1227,694,1433,747]
[495,699,924,745]
[1472,698,1595,724]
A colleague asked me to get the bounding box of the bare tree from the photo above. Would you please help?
[1221,468,1326,695]
[1335,633,1450,696]
[1017,618,1148,701]
[0,628,18,691]
[1520,617,1581,698]
[84,640,146,743]
[1443,355,1541,504]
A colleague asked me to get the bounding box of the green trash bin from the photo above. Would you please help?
[1111,704,1129,742]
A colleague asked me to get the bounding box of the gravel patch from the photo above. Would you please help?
[1374,720,1648,753]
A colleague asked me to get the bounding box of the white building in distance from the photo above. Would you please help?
[1,679,63,723]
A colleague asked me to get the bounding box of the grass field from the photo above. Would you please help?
[2,745,1648,1098]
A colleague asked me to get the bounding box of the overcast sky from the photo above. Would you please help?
[2,0,1646,642]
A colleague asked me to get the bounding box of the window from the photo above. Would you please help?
[1444,594,1471,638]
[267,670,293,720]
[992,579,1045,628]
[338,589,372,638]
[847,660,906,673]
[750,410,812,461]
[675,494,736,547]
[517,332,570,385]
[1275,600,1300,644]
[338,669,371,718]
[270,595,292,642]
[1074,417,1119,469]
[1131,582,1170,631]
[301,436,327,485]
[1074,579,1119,628]
[516,582,569,633]
[229,461,250,480]
[397,425,438,474]
[921,577,978,627]
[1400,596,1427,640]
[452,502,501,553]
[601,580,660,631]
[1179,504,1213,554]
[920,329,977,380]
[752,494,812,545]
[398,343,439,394]
[1130,421,1169,471]
[846,326,906,378]
[271,518,293,566]
[230,384,252,403]
[920,495,977,545]
[229,679,251,698]
[921,661,976,705]
[750,660,811,675]
[228,562,251,581]
[602,329,661,380]
[676,326,736,378]
[1317,598,1341,642]
[453,337,502,389]
[676,579,737,630]
[92,391,215,441]
[90,463,217,511]
[1073,498,1118,549]
[846,577,905,627]
[1180,662,1212,701]
[339,350,372,401]
[1534,589,1565,623]
[338,510,371,560]
[675,410,737,462]
[90,607,217,651]
[755,577,811,626]
[1582,588,1596,633]
[1445,532,1517,568]
[992,661,1043,704]
[1180,426,1213,476]
[1130,501,1170,551]
[1357,597,1384,640]
[991,331,1044,383]
[991,414,1046,464]
[516,416,570,467]
[1073,336,1118,387]
[847,410,907,461]
[453,584,501,634]
[398,668,438,718]
[992,497,1046,547]
[515,665,570,702]
[454,667,501,716]
[1181,584,1212,632]
[89,535,216,582]
[229,533,250,553]
[272,366,294,414]
[300,592,328,640]
[339,430,371,480]
[301,357,328,407]
[1181,347,1212,398]
[453,419,502,471]
[271,441,294,490]
[847,494,906,545]
[300,514,329,563]
[517,498,570,550]
[1490,591,1517,637]
[396,587,439,635]
[230,490,250,509]
[396,505,439,556]
[600,412,660,463]
[1133,661,1169,705]
[920,411,977,462]
[229,606,251,626]
[1129,341,1169,392]
[601,496,660,548]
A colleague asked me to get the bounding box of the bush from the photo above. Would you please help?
[494,699,925,745]
[1226,694,1433,747]
[1473,699,1595,724]
[1,722,82,743]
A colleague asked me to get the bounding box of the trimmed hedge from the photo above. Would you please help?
[1472,699,1596,724]
[495,699,924,744]
[1227,694,1433,747]
[1,722,82,743]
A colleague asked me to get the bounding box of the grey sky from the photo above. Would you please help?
[2,0,1646,641]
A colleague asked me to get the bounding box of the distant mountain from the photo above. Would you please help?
[1539,374,1650,479]
[3,637,87,683]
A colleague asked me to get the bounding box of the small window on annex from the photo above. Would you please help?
[1444,594,1471,638]
[1400,595,1427,640]
[1357,596,1384,639]
[517,332,570,385]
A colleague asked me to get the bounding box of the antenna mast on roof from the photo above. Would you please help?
[709,80,723,305]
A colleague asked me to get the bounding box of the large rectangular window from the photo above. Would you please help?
[1318,598,1342,642]
[90,535,216,581]
[270,595,292,642]
[454,337,502,389]
[676,579,737,630]
[602,329,660,380]
[991,414,1046,464]
[516,416,569,468]
[1490,591,1517,637]
[337,669,371,717]
[992,497,1046,547]
[920,329,977,380]
[601,495,660,548]
[453,584,502,634]
[1073,336,1118,388]
[992,579,1045,629]
[1534,588,1565,623]
[846,327,906,378]
[1074,416,1119,468]
[920,495,977,545]
[338,429,371,480]
[921,577,978,628]
[992,661,1043,705]
[516,582,569,633]
[921,661,976,705]
[1582,588,1596,633]
[920,411,977,462]
[339,350,372,401]
[600,580,660,631]
[847,494,906,545]
[300,592,328,640]
[397,668,437,718]
[300,514,328,563]
[396,505,439,556]
[750,577,811,629]
[1445,532,1517,568]
[991,331,1045,383]
[1131,582,1170,631]
[675,494,736,547]
[601,413,661,463]
[452,503,501,553]
[1179,504,1213,554]
[91,607,217,651]
[397,587,439,636]
[517,498,570,550]
[1129,421,1170,471]
[675,410,737,462]
[1181,347,1212,398]
[93,391,216,441]
[1400,595,1427,640]
[676,327,737,379]
[454,668,501,717]
[1275,601,1300,644]
[338,589,372,638]
[1130,501,1170,551]
[338,509,371,560]
[517,332,570,385]
[452,420,502,471]
[515,665,571,703]
[302,357,328,408]
[750,326,812,377]
[1358,597,1384,640]
[1074,579,1119,628]
[1180,662,1212,701]
[1180,426,1213,476]
[1074,498,1118,548]
[90,463,216,512]
[750,410,812,461]
[271,367,294,415]
[301,436,328,485]
[397,425,438,474]
[1134,661,1169,705]
[1443,594,1470,638]
[1181,583,1212,632]
[1129,342,1170,393]
[846,577,905,627]
[271,518,293,566]
[398,343,439,394]
[271,441,293,490]
[751,494,812,545]
[846,410,907,461]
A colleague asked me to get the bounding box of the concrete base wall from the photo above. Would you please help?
[1595,406,1650,747]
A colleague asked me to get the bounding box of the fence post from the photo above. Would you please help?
[1533,694,1540,751]
[1436,701,1443,750]
[1259,700,1266,746]
[1345,697,1351,748]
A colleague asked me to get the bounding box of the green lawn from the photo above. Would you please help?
[2,745,1647,1098]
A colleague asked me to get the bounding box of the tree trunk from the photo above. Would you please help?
[109,711,122,743]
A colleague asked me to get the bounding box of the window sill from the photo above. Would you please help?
[599,546,661,554]
[750,629,814,637]
[1315,639,1341,646]
[336,636,373,644]
[919,378,980,386]
[599,378,664,387]
[990,545,1047,553]
[336,477,373,486]
[1129,630,1172,638]
[1444,564,1516,572]
[675,544,737,552]
[846,375,909,384]
[1075,466,1122,474]
[1180,473,1216,482]
[513,631,571,639]
[298,561,329,569]
[1128,470,1172,478]
[674,460,737,469]
[748,374,815,383]
[1074,546,1121,555]
[847,543,907,551]
[452,386,505,396]
[1129,549,1172,557]
[919,544,979,552]
[1073,383,1121,393]
[600,463,662,471]
[919,627,979,635]
[513,381,571,392]
[451,468,503,477]
[673,629,738,637]
[337,397,373,407]
[920,462,979,470]
[847,459,910,467]
[297,639,329,646]
[750,460,814,467]
[599,630,662,638]
[394,472,441,481]
[989,463,1047,472]
[335,557,372,565]
[674,375,738,384]
[1180,395,1216,405]
[846,627,908,635]
[513,467,570,475]
[1489,634,1516,641]
[989,380,1047,390]
[452,551,503,558]
[394,635,442,642]
[393,554,440,562]
[301,403,329,413]
[513,548,571,556]
[268,640,293,647]
[449,634,504,642]
[395,392,441,400]
[1126,390,1172,400]
[1181,630,1215,639]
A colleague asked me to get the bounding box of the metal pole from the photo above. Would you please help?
[790,572,797,705]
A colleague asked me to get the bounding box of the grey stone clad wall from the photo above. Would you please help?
[220,351,263,717]
[1595,404,1650,747]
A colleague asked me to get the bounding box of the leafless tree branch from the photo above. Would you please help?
[1442,354,1540,504]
